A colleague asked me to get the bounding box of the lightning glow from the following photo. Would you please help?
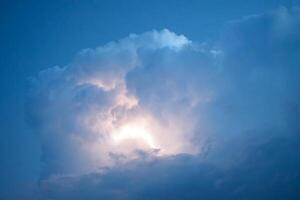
[112,123,157,149]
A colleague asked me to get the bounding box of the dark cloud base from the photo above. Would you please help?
[40,136,300,200]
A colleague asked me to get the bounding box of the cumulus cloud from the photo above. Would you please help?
[28,7,300,200]
[28,29,218,178]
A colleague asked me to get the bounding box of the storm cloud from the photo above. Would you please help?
[27,7,300,200]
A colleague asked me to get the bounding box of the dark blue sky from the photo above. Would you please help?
[1,0,300,199]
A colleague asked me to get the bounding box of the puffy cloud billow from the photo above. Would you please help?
[27,7,300,200]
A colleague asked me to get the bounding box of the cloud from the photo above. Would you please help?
[27,7,300,200]
[28,29,219,179]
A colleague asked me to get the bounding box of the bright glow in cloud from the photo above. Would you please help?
[112,122,157,149]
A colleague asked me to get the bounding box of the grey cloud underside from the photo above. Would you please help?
[41,141,300,200]
[29,7,300,200]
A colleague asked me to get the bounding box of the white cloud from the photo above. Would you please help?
[29,29,216,178]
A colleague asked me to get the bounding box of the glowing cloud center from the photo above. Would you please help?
[112,123,157,149]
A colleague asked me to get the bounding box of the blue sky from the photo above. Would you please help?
[1,0,300,199]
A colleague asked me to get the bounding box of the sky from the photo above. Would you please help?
[1,0,300,199]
